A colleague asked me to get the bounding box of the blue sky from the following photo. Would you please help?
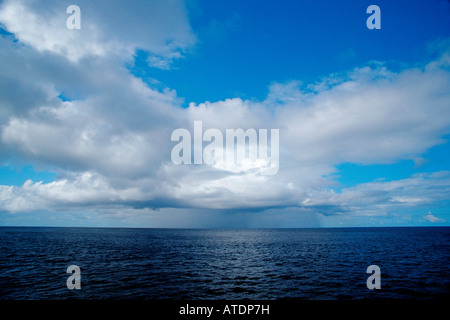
[133,0,450,104]
[0,0,449,228]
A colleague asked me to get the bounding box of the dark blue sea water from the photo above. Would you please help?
[0,227,448,300]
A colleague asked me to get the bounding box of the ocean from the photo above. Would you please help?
[0,227,448,300]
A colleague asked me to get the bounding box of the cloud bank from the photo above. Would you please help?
[1,0,449,226]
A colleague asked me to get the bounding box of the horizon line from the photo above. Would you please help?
[0,225,448,230]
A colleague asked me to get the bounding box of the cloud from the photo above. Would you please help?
[277,62,450,166]
[304,171,450,217]
[0,1,450,226]
[423,212,446,223]
[0,0,196,63]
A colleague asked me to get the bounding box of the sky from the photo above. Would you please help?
[0,0,449,228]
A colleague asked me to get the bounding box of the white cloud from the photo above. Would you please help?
[423,212,445,223]
[0,1,450,226]
[0,0,196,63]
[277,63,450,166]
[303,171,450,216]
